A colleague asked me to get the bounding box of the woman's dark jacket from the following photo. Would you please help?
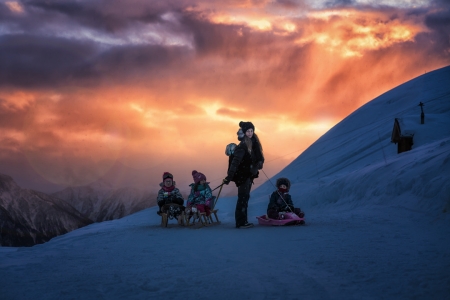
[226,136,264,187]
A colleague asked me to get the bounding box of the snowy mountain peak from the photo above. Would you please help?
[0,174,21,193]
[87,179,114,190]
[0,175,93,247]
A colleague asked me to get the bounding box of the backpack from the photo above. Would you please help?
[225,143,237,156]
[225,143,237,172]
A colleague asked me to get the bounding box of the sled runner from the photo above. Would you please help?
[185,209,220,229]
[256,212,305,226]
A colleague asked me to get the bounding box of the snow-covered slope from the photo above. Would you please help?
[1,66,449,299]
[253,65,450,216]
[0,174,92,247]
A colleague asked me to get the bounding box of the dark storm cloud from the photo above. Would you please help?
[0,0,203,88]
[1,0,448,91]
[23,0,204,31]
[0,33,191,88]
[1,0,156,34]
[182,17,253,57]
[181,12,304,64]
[71,43,191,84]
[0,34,98,87]
[423,2,450,59]
[323,0,355,8]
[27,0,128,33]
[25,0,171,32]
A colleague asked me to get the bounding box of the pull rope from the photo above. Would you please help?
[213,184,224,209]
[211,183,224,192]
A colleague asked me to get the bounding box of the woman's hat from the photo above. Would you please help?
[239,121,255,133]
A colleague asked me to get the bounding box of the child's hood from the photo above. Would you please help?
[276,177,291,190]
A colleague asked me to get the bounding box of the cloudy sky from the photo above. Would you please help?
[1,0,449,193]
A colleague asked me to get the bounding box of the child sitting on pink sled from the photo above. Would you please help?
[267,177,305,220]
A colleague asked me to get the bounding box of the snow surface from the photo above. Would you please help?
[1,66,450,300]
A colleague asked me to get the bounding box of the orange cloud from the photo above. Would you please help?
[297,9,425,57]
[0,91,35,112]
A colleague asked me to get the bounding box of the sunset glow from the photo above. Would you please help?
[297,9,424,57]
[0,0,449,193]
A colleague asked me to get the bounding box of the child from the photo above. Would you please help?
[157,172,185,219]
[186,170,213,217]
[267,177,305,220]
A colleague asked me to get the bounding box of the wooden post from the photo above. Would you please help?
[419,102,425,124]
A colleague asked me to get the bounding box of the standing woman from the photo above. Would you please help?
[223,121,264,228]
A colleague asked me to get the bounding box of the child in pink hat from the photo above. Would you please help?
[185,170,213,218]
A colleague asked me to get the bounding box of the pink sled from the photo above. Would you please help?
[256,212,305,226]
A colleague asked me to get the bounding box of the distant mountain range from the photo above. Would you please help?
[51,181,156,222]
[0,174,156,247]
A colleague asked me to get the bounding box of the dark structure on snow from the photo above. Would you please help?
[391,118,414,153]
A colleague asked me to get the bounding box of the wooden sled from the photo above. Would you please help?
[205,195,220,225]
[160,204,185,228]
[185,194,221,228]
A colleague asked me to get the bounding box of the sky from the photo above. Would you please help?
[0,0,449,193]
[1,65,449,299]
